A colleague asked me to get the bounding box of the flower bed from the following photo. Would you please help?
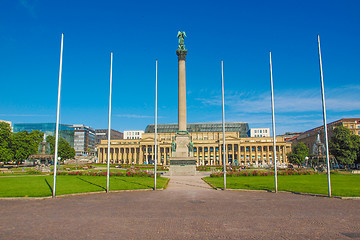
[54,170,160,177]
[210,169,317,177]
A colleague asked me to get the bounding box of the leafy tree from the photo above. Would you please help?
[46,135,75,160]
[10,130,44,163]
[350,134,360,164]
[0,122,13,162]
[287,142,309,166]
[329,126,357,166]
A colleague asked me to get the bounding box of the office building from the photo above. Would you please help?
[72,124,96,156]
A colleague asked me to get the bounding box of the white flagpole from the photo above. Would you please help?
[53,33,64,198]
[317,35,331,197]
[107,52,113,193]
[154,59,158,190]
[269,52,278,193]
[221,60,226,190]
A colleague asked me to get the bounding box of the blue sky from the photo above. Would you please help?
[1,0,359,135]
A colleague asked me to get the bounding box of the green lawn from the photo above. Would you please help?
[0,175,169,197]
[204,174,360,197]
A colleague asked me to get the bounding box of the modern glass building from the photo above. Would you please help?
[145,122,249,137]
[13,123,75,147]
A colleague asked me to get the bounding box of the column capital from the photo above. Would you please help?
[176,49,187,60]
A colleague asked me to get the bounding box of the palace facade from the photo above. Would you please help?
[292,118,360,155]
[97,123,292,166]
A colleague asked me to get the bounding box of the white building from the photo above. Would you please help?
[249,128,270,138]
[123,130,144,139]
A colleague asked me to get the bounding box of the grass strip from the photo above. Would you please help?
[0,175,168,197]
[204,174,360,197]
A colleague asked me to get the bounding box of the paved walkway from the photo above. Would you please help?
[0,174,360,239]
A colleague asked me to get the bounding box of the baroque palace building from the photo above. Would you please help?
[97,123,292,166]
[292,118,360,154]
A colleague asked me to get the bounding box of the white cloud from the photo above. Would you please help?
[19,0,37,17]
[195,85,360,114]
[0,114,52,117]
[192,85,360,134]
[115,114,153,119]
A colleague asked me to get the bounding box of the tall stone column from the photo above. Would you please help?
[169,31,196,175]
[177,50,187,131]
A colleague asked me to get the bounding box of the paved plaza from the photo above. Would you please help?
[0,174,360,239]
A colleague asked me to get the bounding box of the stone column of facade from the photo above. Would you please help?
[98,148,102,162]
[157,147,161,165]
[115,149,118,163]
[139,147,143,164]
[119,148,122,163]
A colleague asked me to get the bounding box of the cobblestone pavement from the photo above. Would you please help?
[0,174,360,239]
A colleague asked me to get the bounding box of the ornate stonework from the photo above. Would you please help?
[176,49,187,61]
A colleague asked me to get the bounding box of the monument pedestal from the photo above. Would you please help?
[169,158,196,176]
[169,133,196,176]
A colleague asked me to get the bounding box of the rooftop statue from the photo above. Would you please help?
[177,31,186,50]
